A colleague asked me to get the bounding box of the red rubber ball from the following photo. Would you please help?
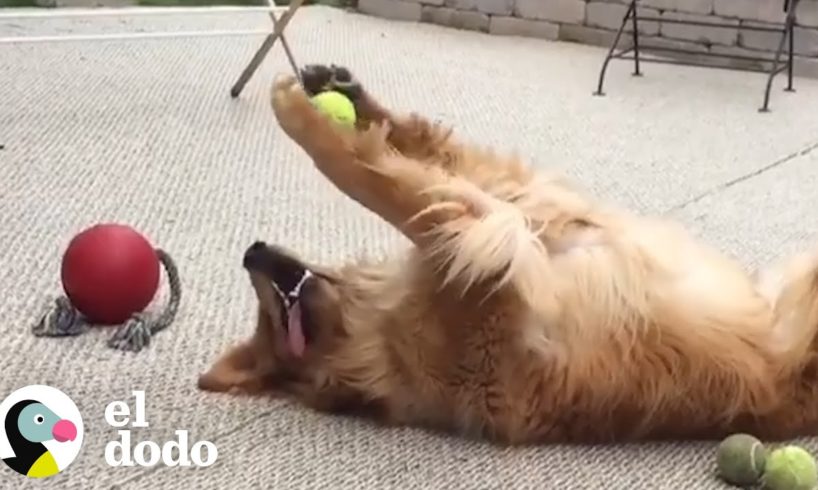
[61,223,160,325]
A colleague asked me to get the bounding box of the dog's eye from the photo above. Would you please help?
[33,414,45,425]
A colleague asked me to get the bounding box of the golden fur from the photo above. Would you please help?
[199,66,818,445]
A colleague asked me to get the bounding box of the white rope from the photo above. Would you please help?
[0,6,285,19]
[0,29,270,44]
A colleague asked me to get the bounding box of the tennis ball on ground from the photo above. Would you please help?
[763,445,818,490]
[310,90,356,128]
[716,433,767,486]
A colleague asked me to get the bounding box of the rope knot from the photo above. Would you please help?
[32,296,88,337]
[107,314,152,352]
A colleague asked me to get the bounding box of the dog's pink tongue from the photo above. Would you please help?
[287,301,306,358]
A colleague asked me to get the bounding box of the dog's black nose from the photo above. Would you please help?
[243,241,268,270]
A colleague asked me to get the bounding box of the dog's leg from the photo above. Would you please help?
[754,250,818,366]
[352,97,458,165]
[298,64,590,228]
[732,250,818,438]
[300,64,456,162]
[272,73,464,246]
[299,63,552,200]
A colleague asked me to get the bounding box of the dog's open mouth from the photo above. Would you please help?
[277,269,312,358]
[242,241,316,359]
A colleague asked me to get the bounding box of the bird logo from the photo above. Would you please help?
[0,385,83,479]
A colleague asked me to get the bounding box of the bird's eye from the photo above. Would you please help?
[34,414,44,425]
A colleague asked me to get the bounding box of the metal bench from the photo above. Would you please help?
[593,0,801,112]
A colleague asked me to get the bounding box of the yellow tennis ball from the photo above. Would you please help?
[716,433,767,486]
[764,446,818,490]
[310,90,356,128]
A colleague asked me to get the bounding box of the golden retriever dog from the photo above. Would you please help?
[199,64,818,445]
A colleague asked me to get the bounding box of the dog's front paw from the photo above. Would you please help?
[198,367,267,396]
[301,63,363,101]
[271,73,305,109]
[270,73,316,136]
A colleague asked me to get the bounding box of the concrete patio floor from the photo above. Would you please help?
[2,5,818,489]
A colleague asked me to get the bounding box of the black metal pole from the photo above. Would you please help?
[760,0,797,111]
[593,0,637,95]
[631,3,642,76]
[786,6,795,92]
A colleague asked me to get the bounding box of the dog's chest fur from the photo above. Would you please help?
[339,251,558,441]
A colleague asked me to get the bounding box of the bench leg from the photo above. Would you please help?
[785,19,795,93]
[230,0,304,99]
[631,2,642,77]
[760,0,799,112]
[593,0,637,96]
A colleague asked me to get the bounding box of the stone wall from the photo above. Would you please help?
[357,0,818,78]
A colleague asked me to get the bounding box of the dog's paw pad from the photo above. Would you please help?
[301,64,333,95]
[300,63,363,101]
